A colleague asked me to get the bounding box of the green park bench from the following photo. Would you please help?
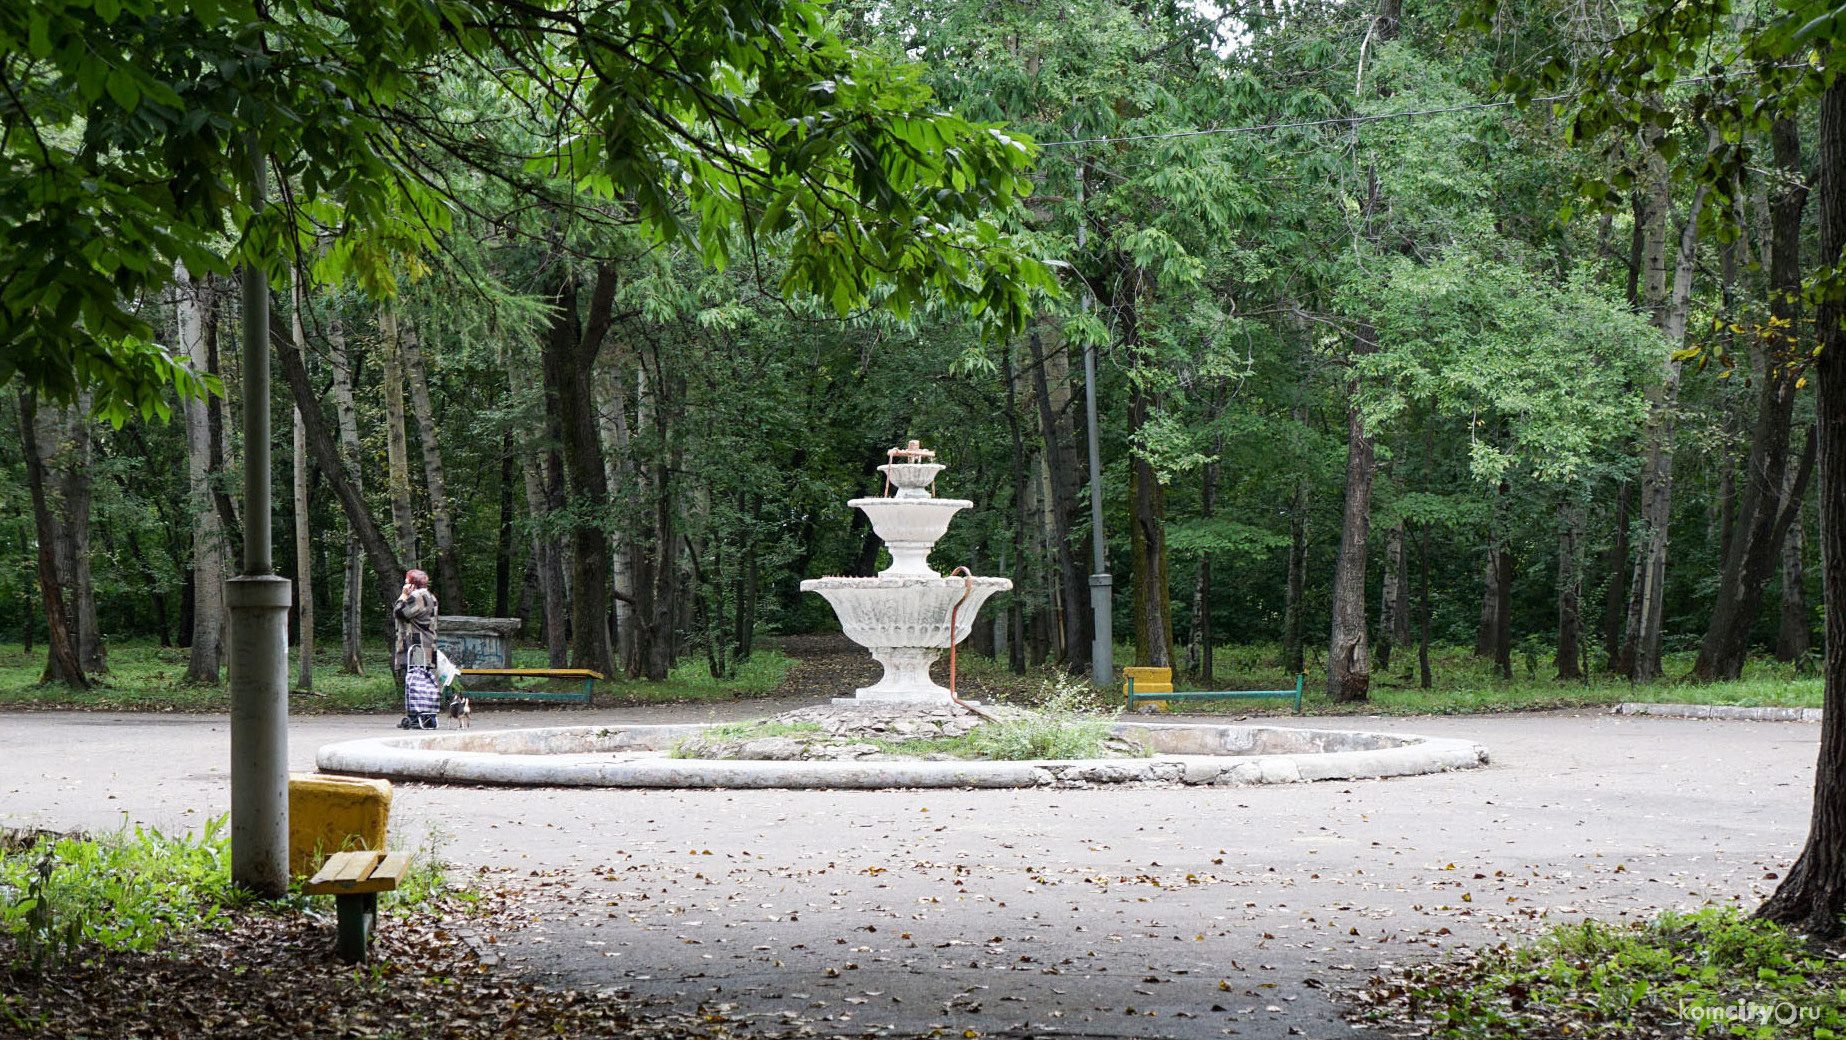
[1124,672,1306,714]
[457,667,601,704]
[303,849,415,963]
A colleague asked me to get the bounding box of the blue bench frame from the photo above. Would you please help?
[1124,672,1305,714]
[457,668,600,704]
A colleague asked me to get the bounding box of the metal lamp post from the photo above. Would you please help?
[227,141,292,898]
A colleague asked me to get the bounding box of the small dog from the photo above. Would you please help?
[447,694,471,728]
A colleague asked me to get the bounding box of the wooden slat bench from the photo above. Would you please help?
[1125,673,1306,714]
[457,667,602,704]
[303,849,414,963]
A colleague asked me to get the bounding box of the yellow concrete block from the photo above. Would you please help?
[288,773,391,878]
[1122,666,1174,696]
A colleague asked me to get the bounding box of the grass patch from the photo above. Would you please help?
[0,642,401,713]
[1354,907,1846,1038]
[0,640,801,712]
[0,818,238,971]
[1169,644,1824,717]
[661,649,799,698]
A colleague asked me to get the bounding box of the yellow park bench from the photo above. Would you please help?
[303,849,415,962]
[457,667,602,704]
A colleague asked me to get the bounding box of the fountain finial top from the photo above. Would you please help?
[879,440,945,499]
[889,439,935,461]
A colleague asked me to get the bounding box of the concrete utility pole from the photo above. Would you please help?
[1075,139,1113,689]
[226,140,292,898]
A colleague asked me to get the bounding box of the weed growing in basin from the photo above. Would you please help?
[0,818,236,970]
[967,674,1128,760]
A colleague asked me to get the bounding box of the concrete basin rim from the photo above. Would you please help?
[314,721,1489,789]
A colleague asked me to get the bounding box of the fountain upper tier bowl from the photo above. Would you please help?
[847,497,970,577]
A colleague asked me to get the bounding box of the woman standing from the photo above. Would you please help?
[394,569,440,729]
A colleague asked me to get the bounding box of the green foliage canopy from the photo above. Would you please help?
[0,0,1053,424]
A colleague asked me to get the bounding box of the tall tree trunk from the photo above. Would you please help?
[1601,479,1631,672]
[1128,384,1173,669]
[1003,348,1035,676]
[495,432,516,619]
[291,273,314,691]
[325,311,367,674]
[1328,324,1379,703]
[1474,547,1499,659]
[1779,506,1811,663]
[1693,117,1812,681]
[1187,450,1221,683]
[1556,499,1584,680]
[178,263,224,684]
[1417,520,1433,689]
[539,263,621,678]
[523,456,568,666]
[293,405,315,690]
[42,396,102,673]
[1757,74,1846,937]
[1282,479,1310,675]
[1188,399,1225,682]
[1478,481,1513,679]
[18,392,87,688]
[1377,520,1406,673]
[402,323,465,613]
[597,362,638,671]
[1027,329,1091,673]
[1620,160,1710,680]
[505,344,568,666]
[274,305,406,617]
[381,309,420,569]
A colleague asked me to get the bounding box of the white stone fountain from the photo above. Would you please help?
[801,442,1011,705]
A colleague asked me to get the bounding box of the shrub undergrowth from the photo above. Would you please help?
[0,818,237,971]
[1358,907,1846,1038]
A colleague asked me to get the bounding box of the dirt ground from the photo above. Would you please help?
[0,675,1818,1039]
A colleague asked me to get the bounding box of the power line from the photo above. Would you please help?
[1033,95,1571,147]
[1032,66,1806,148]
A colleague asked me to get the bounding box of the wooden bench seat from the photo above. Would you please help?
[303,849,414,962]
[1125,673,1305,714]
[457,667,602,704]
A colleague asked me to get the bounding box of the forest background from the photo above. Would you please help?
[3,0,1834,712]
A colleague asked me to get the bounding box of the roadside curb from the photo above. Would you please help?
[1613,702,1820,723]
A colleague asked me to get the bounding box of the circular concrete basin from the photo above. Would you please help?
[316,721,1488,790]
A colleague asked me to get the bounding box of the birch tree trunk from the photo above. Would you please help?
[506,345,569,667]
[403,323,464,613]
[291,272,315,691]
[326,313,366,674]
[293,404,314,690]
[1378,520,1406,673]
[1556,500,1584,679]
[381,309,420,569]
[1328,335,1377,703]
[178,263,224,684]
[1620,156,1710,681]
[1282,479,1309,675]
[1779,507,1811,663]
[1601,480,1631,672]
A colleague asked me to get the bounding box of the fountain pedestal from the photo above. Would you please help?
[800,443,1011,706]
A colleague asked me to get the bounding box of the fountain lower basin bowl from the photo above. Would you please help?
[315,722,1489,789]
[799,576,1010,648]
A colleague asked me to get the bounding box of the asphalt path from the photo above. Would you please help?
[0,703,1818,1039]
